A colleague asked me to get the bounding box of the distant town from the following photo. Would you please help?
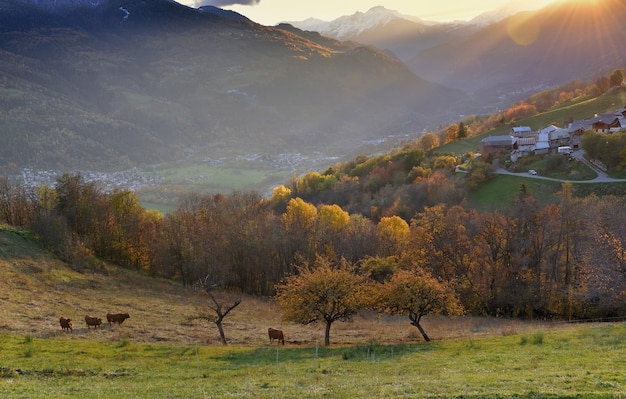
[18,168,164,193]
[15,150,346,194]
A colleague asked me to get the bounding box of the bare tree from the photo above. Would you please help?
[195,274,242,345]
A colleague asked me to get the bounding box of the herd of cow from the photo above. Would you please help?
[59,314,286,345]
[59,313,130,332]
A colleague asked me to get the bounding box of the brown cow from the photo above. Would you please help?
[268,327,285,345]
[107,313,130,325]
[85,315,102,329]
[59,317,73,332]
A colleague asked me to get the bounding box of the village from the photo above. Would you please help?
[480,104,626,163]
[18,168,164,193]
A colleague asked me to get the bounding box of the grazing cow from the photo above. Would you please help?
[85,315,102,329]
[59,317,73,332]
[268,328,285,345]
[107,313,130,325]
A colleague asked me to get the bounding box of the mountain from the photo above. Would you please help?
[288,1,626,114]
[0,0,461,173]
[285,4,543,70]
[409,0,626,108]
[286,6,471,62]
[468,0,544,26]
[286,6,431,42]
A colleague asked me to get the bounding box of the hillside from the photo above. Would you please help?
[409,0,626,108]
[0,224,546,346]
[0,0,461,174]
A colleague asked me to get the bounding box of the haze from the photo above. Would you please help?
[177,0,556,25]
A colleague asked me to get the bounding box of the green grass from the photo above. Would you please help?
[469,175,562,211]
[2,323,626,398]
[136,161,294,208]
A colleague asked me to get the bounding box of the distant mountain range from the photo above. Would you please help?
[0,0,460,172]
[1,0,625,176]
[288,0,626,112]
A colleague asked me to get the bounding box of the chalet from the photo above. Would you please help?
[539,125,559,135]
[535,132,551,154]
[480,135,517,154]
[591,113,622,133]
[516,137,537,153]
[567,120,593,149]
[511,126,533,137]
[549,128,571,148]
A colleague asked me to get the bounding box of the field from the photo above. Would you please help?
[3,322,626,398]
[2,226,626,397]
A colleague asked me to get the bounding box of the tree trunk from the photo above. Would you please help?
[216,321,227,345]
[324,320,332,346]
[412,321,431,342]
[410,314,430,342]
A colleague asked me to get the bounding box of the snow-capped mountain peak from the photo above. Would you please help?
[469,1,541,26]
[287,6,426,41]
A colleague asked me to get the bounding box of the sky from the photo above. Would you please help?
[176,0,557,26]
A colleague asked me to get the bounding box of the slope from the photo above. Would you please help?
[409,0,626,107]
[0,0,461,173]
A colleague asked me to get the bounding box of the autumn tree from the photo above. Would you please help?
[376,216,410,257]
[317,204,350,259]
[466,158,496,190]
[378,268,462,341]
[339,214,377,263]
[281,197,318,261]
[274,255,366,346]
[359,256,399,283]
[609,69,624,87]
[416,132,440,152]
[445,123,459,143]
[0,177,32,227]
[457,122,467,139]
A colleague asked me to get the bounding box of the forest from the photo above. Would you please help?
[3,71,626,334]
[2,134,626,327]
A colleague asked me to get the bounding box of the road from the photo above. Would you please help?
[495,150,626,183]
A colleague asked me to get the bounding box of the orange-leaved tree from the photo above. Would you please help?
[274,255,366,346]
[378,268,462,342]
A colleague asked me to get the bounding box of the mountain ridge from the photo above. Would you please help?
[0,0,461,173]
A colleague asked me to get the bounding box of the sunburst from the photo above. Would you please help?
[507,0,623,55]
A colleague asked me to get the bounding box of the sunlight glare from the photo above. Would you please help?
[506,12,540,46]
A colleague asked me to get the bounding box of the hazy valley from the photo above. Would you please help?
[0,0,625,204]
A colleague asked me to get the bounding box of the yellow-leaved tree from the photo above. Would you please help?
[274,255,366,346]
[378,268,463,342]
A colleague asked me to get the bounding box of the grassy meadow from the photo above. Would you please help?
[2,323,626,398]
[2,225,626,397]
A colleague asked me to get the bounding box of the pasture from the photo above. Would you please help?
[2,225,626,397]
[2,322,626,398]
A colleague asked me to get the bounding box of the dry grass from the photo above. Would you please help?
[0,227,561,348]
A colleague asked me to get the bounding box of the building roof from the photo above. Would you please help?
[568,120,592,132]
[539,125,559,135]
[481,135,515,146]
[550,128,570,140]
[591,113,619,125]
[517,137,537,146]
